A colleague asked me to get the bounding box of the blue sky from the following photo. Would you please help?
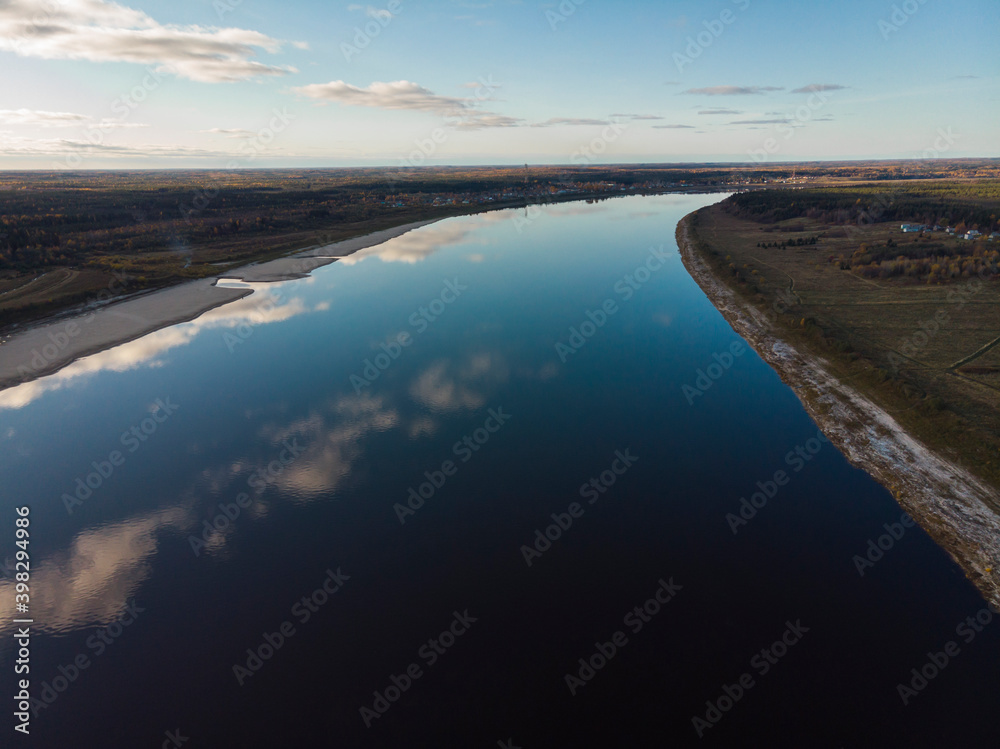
[0,0,996,167]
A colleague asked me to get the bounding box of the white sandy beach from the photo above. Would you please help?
[0,219,441,389]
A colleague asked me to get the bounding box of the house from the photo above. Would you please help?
[900,223,925,233]
[989,232,1000,241]
[965,230,982,240]
[946,227,956,234]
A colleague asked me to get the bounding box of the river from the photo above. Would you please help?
[1,193,998,747]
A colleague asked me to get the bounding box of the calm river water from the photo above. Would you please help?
[1,194,998,747]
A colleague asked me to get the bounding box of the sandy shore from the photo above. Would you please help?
[223,219,442,282]
[0,219,441,389]
[676,214,1000,606]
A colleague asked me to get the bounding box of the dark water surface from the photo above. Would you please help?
[2,194,998,747]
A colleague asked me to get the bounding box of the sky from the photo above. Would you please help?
[0,0,997,168]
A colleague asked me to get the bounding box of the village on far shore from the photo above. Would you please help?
[900,223,1000,241]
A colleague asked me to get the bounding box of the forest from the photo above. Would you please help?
[723,181,1000,230]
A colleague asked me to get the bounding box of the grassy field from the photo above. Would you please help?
[687,183,1000,491]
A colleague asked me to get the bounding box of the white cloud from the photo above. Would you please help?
[0,0,301,82]
[531,117,610,127]
[454,113,524,130]
[92,120,149,129]
[256,392,400,501]
[292,78,523,130]
[0,506,192,635]
[610,113,664,121]
[0,108,89,126]
[790,83,847,93]
[340,221,480,265]
[348,4,396,22]
[0,111,153,138]
[460,80,500,90]
[0,290,307,410]
[202,127,255,138]
[409,360,484,413]
[730,118,793,125]
[0,132,221,158]
[292,78,524,130]
[683,86,784,96]
[292,80,472,115]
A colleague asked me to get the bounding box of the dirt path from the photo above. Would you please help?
[0,268,80,303]
[950,332,1000,371]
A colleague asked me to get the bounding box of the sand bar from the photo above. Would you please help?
[0,219,441,390]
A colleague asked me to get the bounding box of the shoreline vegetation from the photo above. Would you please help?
[0,166,769,332]
[4,162,997,332]
[0,170,753,387]
[676,208,1000,607]
[0,187,737,389]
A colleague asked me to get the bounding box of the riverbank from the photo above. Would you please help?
[0,175,744,330]
[676,212,1000,606]
[0,189,741,390]
[0,218,441,389]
